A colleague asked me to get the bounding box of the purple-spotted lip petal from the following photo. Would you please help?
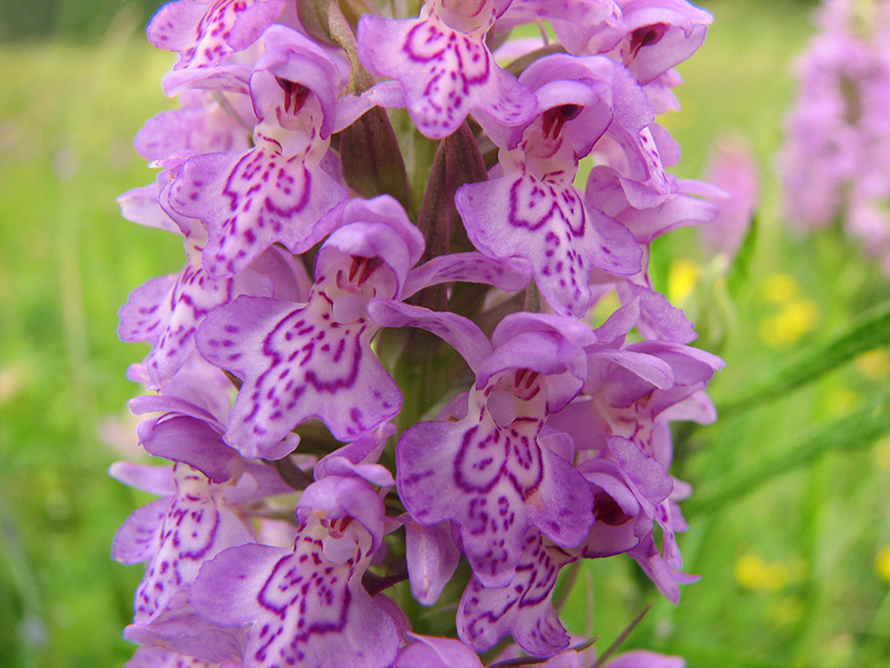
[147,0,285,73]
[119,231,281,388]
[457,530,573,656]
[122,463,257,625]
[190,537,401,668]
[398,418,522,588]
[196,211,418,451]
[118,272,176,348]
[356,9,536,139]
[456,161,643,318]
[397,370,593,588]
[167,135,349,279]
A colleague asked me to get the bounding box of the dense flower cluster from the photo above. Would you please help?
[780,0,890,273]
[112,0,722,666]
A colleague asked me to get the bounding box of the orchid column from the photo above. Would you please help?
[112,1,722,666]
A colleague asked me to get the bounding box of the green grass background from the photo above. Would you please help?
[2,1,890,667]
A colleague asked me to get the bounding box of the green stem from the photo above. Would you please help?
[268,457,313,490]
[591,604,652,668]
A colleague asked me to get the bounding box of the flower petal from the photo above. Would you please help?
[457,532,573,656]
[198,295,401,456]
[168,139,348,278]
[357,9,535,139]
[191,538,400,668]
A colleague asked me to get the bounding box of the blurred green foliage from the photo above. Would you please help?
[1,1,889,667]
[0,0,165,39]
[0,15,178,668]
[0,0,822,40]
